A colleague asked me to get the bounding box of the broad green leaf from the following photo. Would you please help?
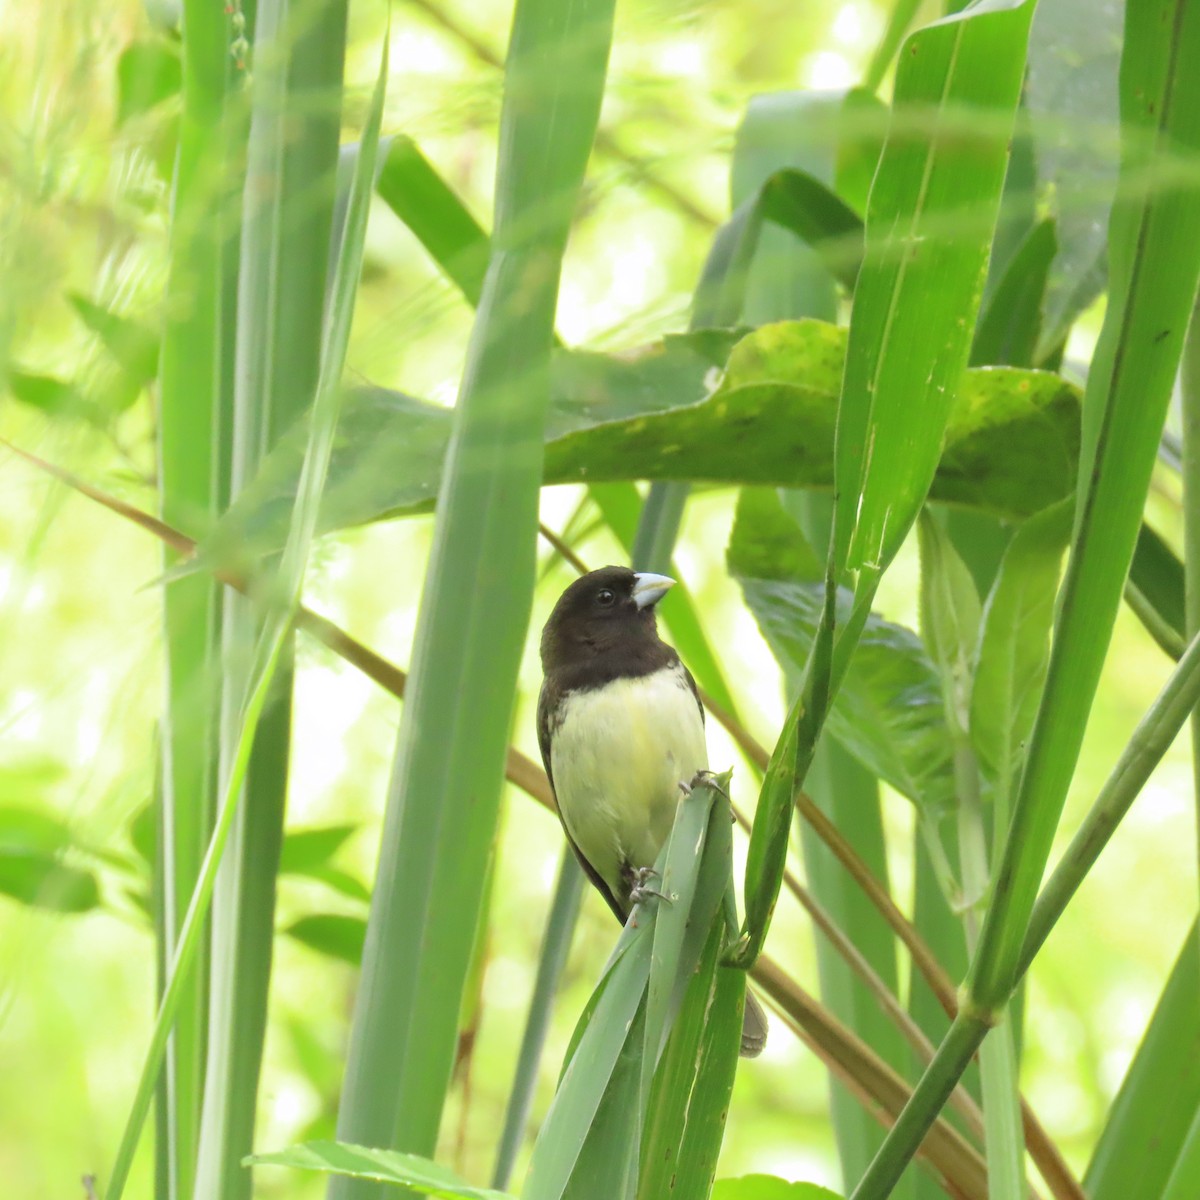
[285,915,366,965]
[731,92,844,323]
[831,0,1035,581]
[205,319,1080,567]
[1161,1109,1200,1200]
[249,1141,514,1199]
[712,1177,841,1200]
[729,490,953,818]
[759,168,864,293]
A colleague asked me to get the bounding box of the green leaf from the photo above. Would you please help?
[69,294,160,388]
[637,916,743,1200]
[7,370,93,419]
[712,1177,842,1200]
[330,0,618,1184]
[285,915,366,965]
[969,0,1200,1009]
[279,824,358,873]
[1025,0,1123,356]
[1127,522,1186,657]
[831,0,1035,581]
[206,319,1080,567]
[116,38,182,125]
[249,1141,514,1199]
[375,136,490,307]
[523,777,731,1200]
[0,805,101,913]
[969,503,1071,794]
[917,512,982,737]
[0,848,100,913]
[971,219,1058,368]
[1084,920,1200,1200]
[729,490,953,818]
[731,92,844,324]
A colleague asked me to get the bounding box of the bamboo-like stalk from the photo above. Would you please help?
[156,3,241,1195]
[328,4,617,1195]
[195,4,349,1197]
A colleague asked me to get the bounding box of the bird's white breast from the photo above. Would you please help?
[550,662,707,903]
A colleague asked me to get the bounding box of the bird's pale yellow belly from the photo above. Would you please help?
[550,663,707,904]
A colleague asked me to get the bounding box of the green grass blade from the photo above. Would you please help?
[156,2,241,1194]
[251,1141,516,1199]
[102,621,294,1200]
[970,218,1057,367]
[831,0,1034,584]
[1161,1107,1200,1200]
[637,915,743,1200]
[1082,920,1200,1200]
[1019,628,1200,972]
[1128,522,1186,657]
[862,0,923,94]
[195,3,352,1196]
[328,2,616,1192]
[969,0,1200,1011]
[491,852,583,1191]
[375,135,490,307]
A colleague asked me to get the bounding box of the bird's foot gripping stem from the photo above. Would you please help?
[678,768,729,800]
[628,865,670,907]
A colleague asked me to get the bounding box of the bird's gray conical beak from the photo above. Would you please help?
[632,572,675,610]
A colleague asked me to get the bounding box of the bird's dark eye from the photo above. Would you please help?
[596,588,616,607]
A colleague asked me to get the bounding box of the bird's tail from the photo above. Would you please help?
[740,987,769,1058]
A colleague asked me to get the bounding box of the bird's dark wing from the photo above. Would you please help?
[537,677,629,924]
[678,656,705,725]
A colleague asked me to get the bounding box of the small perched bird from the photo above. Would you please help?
[537,565,767,1057]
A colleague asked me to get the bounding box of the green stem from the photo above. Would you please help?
[1019,624,1200,976]
[955,741,1023,1200]
[103,623,292,1200]
[1182,293,1200,911]
[491,852,583,1190]
[850,1011,992,1200]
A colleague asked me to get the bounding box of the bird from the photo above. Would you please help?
[537,564,767,1057]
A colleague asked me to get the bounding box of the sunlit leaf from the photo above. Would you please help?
[203,320,1079,568]
[249,1141,514,1199]
[728,490,953,817]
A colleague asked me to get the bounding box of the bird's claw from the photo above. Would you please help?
[679,769,729,800]
[629,865,671,907]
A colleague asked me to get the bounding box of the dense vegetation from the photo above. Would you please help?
[2,1,1198,1199]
